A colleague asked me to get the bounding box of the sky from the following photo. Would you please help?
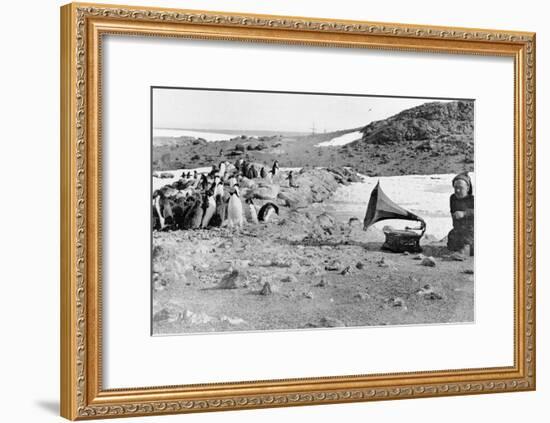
[153,87,457,133]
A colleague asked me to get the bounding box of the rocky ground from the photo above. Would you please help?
[152,168,474,335]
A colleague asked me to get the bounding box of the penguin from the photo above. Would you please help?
[152,196,164,230]
[153,193,175,230]
[257,202,279,223]
[201,191,216,228]
[193,170,198,179]
[234,158,243,173]
[209,194,226,227]
[241,161,249,177]
[260,167,267,179]
[224,161,233,176]
[226,185,244,228]
[180,195,198,229]
[218,161,227,179]
[245,198,259,224]
[271,160,280,177]
[171,196,188,230]
[245,165,252,179]
[199,174,209,191]
[214,181,224,199]
[228,175,237,188]
[185,196,204,229]
[287,170,298,188]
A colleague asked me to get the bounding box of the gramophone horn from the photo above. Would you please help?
[363,181,423,230]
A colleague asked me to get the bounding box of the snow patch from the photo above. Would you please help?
[153,128,234,142]
[316,131,363,147]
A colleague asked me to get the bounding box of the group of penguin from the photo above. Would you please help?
[153,158,282,231]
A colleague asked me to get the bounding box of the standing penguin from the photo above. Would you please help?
[241,161,249,177]
[209,194,226,227]
[260,167,267,179]
[199,174,209,191]
[186,196,204,229]
[201,192,216,228]
[247,165,257,179]
[153,192,177,230]
[245,198,259,224]
[227,185,244,228]
[180,196,197,229]
[271,160,280,177]
[218,161,227,179]
[153,194,164,230]
[235,158,243,173]
[287,170,298,188]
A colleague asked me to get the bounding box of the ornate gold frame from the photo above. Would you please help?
[60,2,536,420]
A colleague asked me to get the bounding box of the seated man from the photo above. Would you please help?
[447,172,474,256]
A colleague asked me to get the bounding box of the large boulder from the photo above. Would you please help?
[251,182,279,200]
[277,189,309,208]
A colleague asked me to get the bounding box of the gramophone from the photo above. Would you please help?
[363,181,426,253]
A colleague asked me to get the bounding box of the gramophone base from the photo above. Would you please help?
[382,229,423,253]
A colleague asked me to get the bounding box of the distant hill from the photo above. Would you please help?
[152,100,474,176]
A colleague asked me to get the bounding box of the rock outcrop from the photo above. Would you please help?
[357,100,473,146]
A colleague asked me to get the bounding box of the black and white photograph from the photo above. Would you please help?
[151,87,475,335]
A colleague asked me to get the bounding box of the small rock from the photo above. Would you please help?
[377,257,393,268]
[316,213,336,231]
[413,254,425,261]
[449,252,465,261]
[152,273,166,291]
[355,261,364,270]
[272,259,292,268]
[217,270,241,289]
[220,315,246,325]
[416,284,434,295]
[184,310,215,325]
[153,308,180,323]
[319,317,345,328]
[281,275,298,283]
[463,269,474,275]
[389,297,405,307]
[340,266,352,275]
[231,259,250,269]
[252,259,273,267]
[325,261,341,271]
[214,262,232,272]
[303,291,314,299]
[260,282,272,296]
[425,292,444,300]
[348,217,361,228]
[421,256,436,267]
[354,292,370,301]
[315,278,330,288]
[306,267,322,276]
